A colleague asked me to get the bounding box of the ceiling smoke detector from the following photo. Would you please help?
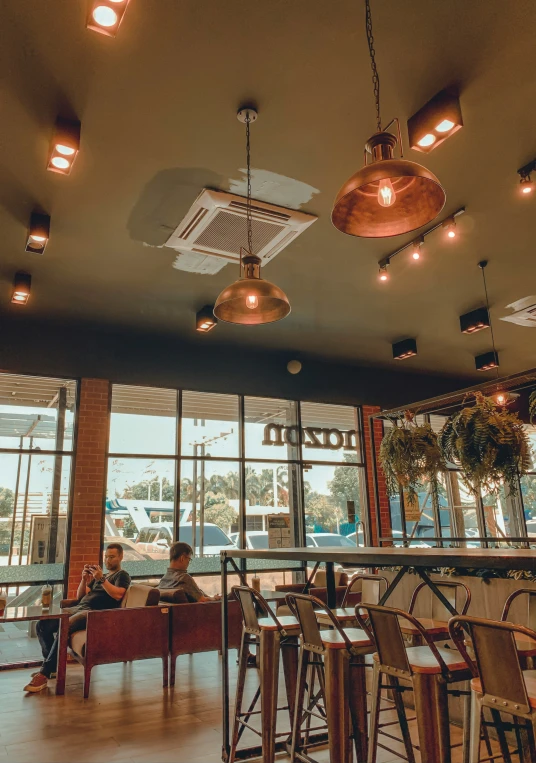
[165,189,317,275]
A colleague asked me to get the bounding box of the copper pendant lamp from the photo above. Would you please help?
[214,108,290,325]
[331,0,446,238]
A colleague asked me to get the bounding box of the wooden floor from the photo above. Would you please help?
[0,649,502,763]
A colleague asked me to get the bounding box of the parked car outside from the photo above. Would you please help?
[305,533,355,548]
[229,531,270,550]
[135,523,236,559]
[104,537,153,562]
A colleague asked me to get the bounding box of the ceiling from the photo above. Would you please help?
[1,0,536,379]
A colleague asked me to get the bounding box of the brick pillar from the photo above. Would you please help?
[362,405,391,546]
[67,379,111,596]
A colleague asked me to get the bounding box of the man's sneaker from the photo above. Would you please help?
[31,670,56,679]
[23,673,48,693]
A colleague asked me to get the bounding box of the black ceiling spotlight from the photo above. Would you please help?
[25,212,50,254]
[196,305,217,333]
[475,350,499,372]
[12,272,31,305]
[392,338,417,360]
[459,306,490,334]
[518,158,536,196]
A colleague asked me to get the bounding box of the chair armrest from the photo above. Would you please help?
[85,606,169,665]
[275,584,309,593]
[61,598,80,608]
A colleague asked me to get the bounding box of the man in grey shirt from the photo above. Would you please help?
[159,541,221,602]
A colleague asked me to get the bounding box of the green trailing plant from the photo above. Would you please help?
[529,389,536,424]
[438,392,532,497]
[379,411,446,503]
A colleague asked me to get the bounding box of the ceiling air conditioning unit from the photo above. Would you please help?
[165,189,317,275]
[501,295,536,327]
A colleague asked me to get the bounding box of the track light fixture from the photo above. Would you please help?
[459,307,490,334]
[443,216,456,238]
[331,0,445,239]
[492,390,519,406]
[378,265,389,282]
[392,338,417,360]
[410,236,424,261]
[408,88,463,153]
[12,272,31,305]
[214,108,290,325]
[47,118,80,175]
[518,159,535,195]
[26,212,50,254]
[87,0,131,36]
[196,306,217,333]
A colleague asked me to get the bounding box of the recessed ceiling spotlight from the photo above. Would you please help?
[408,88,463,153]
[410,236,424,261]
[12,272,31,305]
[26,212,50,254]
[392,338,417,360]
[378,264,389,282]
[459,307,490,334]
[87,0,130,37]
[47,118,81,175]
[475,350,499,372]
[196,305,217,333]
[442,216,457,238]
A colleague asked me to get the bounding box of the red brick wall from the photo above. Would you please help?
[67,379,111,596]
[362,406,391,545]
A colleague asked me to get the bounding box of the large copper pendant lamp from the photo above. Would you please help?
[331,0,446,238]
[214,108,290,325]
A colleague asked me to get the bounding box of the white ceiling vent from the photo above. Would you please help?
[165,189,317,275]
[501,295,536,327]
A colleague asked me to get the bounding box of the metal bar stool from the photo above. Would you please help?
[399,579,471,645]
[287,592,378,763]
[361,603,472,763]
[449,615,536,763]
[502,588,536,669]
[230,586,301,763]
[316,573,389,628]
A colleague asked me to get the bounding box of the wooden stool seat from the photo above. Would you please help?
[258,615,300,631]
[316,607,357,625]
[514,633,536,656]
[470,670,536,709]
[320,627,371,650]
[372,645,468,674]
[399,616,449,636]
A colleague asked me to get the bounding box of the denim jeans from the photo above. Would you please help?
[36,611,88,678]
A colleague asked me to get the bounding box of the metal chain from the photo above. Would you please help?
[245,113,253,254]
[365,0,381,132]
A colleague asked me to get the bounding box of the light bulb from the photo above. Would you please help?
[447,229,456,239]
[377,178,396,207]
[30,234,47,242]
[378,267,389,282]
[246,295,259,310]
[92,5,118,26]
[412,250,420,260]
[418,133,436,147]
[435,119,455,133]
[55,144,75,156]
[51,156,70,170]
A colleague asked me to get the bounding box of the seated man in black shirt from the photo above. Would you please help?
[158,541,220,602]
[24,542,131,693]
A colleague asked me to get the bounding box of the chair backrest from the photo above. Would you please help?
[121,584,159,608]
[232,586,275,635]
[286,593,326,652]
[313,569,346,588]
[409,580,470,620]
[449,615,535,714]
[342,574,388,608]
[360,603,411,675]
[501,588,536,630]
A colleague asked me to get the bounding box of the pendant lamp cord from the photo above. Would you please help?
[480,264,500,380]
[245,113,254,255]
[365,0,381,133]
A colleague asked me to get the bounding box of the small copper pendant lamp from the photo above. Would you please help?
[331,0,446,238]
[214,108,290,325]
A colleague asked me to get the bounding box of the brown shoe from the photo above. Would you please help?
[24,673,48,693]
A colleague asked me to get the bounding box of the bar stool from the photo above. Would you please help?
[449,615,536,763]
[230,586,301,763]
[362,603,472,763]
[287,592,381,763]
[399,579,471,645]
[316,573,389,628]
[501,588,536,669]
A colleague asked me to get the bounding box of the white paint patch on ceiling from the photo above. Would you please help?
[228,168,320,209]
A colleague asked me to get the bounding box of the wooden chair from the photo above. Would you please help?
[399,579,471,645]
[316,573,388,628]
[501,588,536,669]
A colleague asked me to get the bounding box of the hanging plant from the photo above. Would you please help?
[379,411,446,503]
[529,389,536,423]
[438,392,532,497]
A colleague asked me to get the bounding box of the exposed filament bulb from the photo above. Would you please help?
[246,295,258,310]
[378,178,396,207]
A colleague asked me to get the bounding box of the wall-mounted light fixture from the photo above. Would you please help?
[196,305,217,333]
[47,118,81,175]
[392,338,417,360]
[25,212,50,254]
[475,350,499,372]
[378,264,389,282]
[410,236,424,261]
[459,307,490,334]
[408,88,463,153]
[12,272,31,305]
[87,0,131,36]
[518,158,535,195]
[442,216,457,239]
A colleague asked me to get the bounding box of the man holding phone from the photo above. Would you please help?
[24,542,131,693]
